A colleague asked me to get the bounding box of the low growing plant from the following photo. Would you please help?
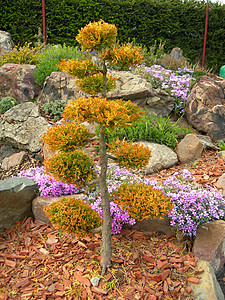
[44,196,102,236]
[41,100,65,122]
[0,42,42,67]
[163,169,225,237]
[217,141,225,151]
[34,44,86,87]
[0,97,19,114]
[17,167,81,197]
[104,112,191,149]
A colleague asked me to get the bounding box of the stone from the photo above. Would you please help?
[90,277,100,287]
[0,177,38,231]
[186,75,225,142]
[0,145,19,164]
[138,142,178,174]
[32,194,85,223]
[0,31,15,52]
[193,220,225,275]
[1,151,27,170]
[37,71,86,105]
[42,142,57,160]
[125,216,173,236]
[176,134,204,164]
[0,63,41,103]
[216,174,225,196]
[218,151,225,161]
[38,70,174,117]
[145,88,175,117]
[0,102,51,152]
[189,260,224,300]
[108,70,174,117]
[196,135,220,151]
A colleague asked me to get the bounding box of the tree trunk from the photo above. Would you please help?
[101,60,107,98]
[99,126,112,275]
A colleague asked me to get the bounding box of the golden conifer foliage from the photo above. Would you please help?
[76,19,117,51]
[109,140,151,169]
[42,122,94,152]
[63,97,143,128]
[44,197,102,236]
[113,183,173,221]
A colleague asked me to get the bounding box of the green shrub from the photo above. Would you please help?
[41,100,65,122]
[104,112,192,149]
[113,182,173,221]
[34,44,86,87]
[0,43,43,67]
[0,97,19,114]
[44,196,102,236]
[217,141,225,151]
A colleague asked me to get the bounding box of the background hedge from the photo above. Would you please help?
[0,0,224,72]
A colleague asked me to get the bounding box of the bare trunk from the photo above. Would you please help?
[99,126,112,275]
[102,61,107,98]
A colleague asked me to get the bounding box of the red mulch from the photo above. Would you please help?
[0,148,224,300]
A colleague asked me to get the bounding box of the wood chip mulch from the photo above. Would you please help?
[0,149,224,299]
[0,217,201,300]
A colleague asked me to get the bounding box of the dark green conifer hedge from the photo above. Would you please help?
[0,0,224,71]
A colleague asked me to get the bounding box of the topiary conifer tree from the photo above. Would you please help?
[42,20,151,275]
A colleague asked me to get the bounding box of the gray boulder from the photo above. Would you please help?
[138,142,178,174]
[38,70,174,117]
[37,71,86,105]
[0,31,15,52]
[0,177,38,231]
[0,102,51,152]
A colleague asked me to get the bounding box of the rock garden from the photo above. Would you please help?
[0,20,225,300]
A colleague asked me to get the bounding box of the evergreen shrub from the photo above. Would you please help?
[113,182,173,221]
[44,196,102,236]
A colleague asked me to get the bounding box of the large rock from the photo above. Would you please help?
[32,194,85,223]
[0,177,38,231]
[0,31,15,52]
[138,142,178,174]
[38,70,174,117]
[0,102,51,152]
[176,134,204,164]
[186,76,225,141]
[193,220,225,275]
[37,71,86,104]
[108,71,174,117]
[189,260,224,300]
[0,63,41,103]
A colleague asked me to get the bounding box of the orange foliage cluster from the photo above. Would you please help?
[63,97,143,128]
[57,59,100,79]
[101,44,144,68]
[109,140,151,169]
[44,196,102,236]
[44,150,96,185]
[76,19,117,51]
[42,122,94,152]
[113,183,173,221]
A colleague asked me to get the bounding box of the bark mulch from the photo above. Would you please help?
[0,217,200,300]
[0,148,224,299]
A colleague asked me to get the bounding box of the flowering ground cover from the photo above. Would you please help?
[132,64,195,114]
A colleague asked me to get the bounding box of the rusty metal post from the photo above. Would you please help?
[202,1,209,67]
[42,0,46,44]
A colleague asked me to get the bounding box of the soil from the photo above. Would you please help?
[0,147,225,299]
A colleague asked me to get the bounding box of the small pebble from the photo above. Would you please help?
[90,277,100,287]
